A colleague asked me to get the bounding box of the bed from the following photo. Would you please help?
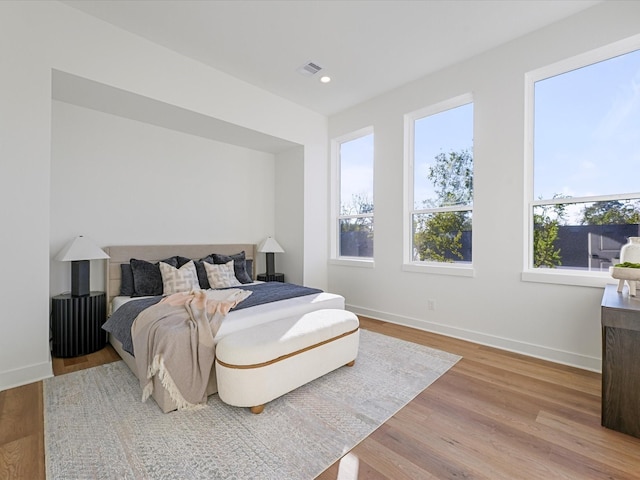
[102,243,345,412]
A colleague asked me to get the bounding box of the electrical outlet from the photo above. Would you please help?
[427,299,436,311]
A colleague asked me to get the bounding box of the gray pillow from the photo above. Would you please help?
[212,251,253,284]
[130,257,179,296]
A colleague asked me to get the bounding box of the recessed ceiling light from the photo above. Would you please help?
[320,76,331,84]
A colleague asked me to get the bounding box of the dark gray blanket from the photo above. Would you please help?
[102,282,323,356]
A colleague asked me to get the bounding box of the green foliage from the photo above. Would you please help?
[414,149,473,262]
[615,262,640,268]
[580,200,640,225]
[414,212,469,262]
[532,199,567,268]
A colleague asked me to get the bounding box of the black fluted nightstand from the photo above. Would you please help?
[51,291,107,357]
[257,273,285,282]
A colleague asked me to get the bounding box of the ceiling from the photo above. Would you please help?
[62,0,601,116]
[52,70,299,153]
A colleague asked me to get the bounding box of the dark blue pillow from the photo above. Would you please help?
[245,259,254,281]
[176,256,192,268]
[193,255,214,289]
[120,264,135,296]
[212,251,253,284]
[130,257,178,296]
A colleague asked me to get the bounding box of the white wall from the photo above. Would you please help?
[50,100,278,295]
[274,146,305,285]
[0,0,327,391]
[328,0,640,371]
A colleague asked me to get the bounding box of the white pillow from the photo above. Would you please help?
[205,260,242,288]
[159,260,201,295]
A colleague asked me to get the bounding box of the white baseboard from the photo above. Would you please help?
[0,361,53,392]
[347,304,601,373]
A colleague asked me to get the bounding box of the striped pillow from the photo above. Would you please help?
[204,260,242,288]
[159,260,201,295]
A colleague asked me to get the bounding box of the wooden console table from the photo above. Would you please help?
[601,284,640,438]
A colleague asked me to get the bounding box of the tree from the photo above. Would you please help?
[424,150,473,208]
[414,150,473,262]
[414,211,468,262]
[340,194,374,257]
[341,193,373,217]
[532,197,567,268]
[580,200,640,225]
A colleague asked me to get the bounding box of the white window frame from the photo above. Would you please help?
[329,126,375,267]
[522,34,640,288]
[403,93,475,277]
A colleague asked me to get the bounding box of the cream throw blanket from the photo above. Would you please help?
[132,288,252,410]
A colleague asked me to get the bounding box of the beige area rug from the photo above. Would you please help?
[44,329,460,479]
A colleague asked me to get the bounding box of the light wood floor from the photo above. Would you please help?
[2,317,640,479]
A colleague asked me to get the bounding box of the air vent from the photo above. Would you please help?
[297,61,323,77]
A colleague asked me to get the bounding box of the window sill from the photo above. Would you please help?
[402,262,475,277]
[521,269,618,288]
[329,258,374,268]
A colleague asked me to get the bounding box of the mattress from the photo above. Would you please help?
[111,290,345,343]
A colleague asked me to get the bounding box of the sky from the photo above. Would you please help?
[534,47,640,201]
[413,103,473,209]
[339,46,640,217]
[339,133,374,213]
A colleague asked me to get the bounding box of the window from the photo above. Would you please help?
[405,94,474,269]
[527,43,640,278]
[332,128,374,260]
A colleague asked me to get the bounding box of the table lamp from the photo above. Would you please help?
[55,235,110,297]
[258,237,284,277]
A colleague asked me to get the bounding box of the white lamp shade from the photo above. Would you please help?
[55,236,110,261]
[258,237,284,253]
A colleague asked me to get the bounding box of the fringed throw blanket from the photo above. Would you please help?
[132,288,252,410]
